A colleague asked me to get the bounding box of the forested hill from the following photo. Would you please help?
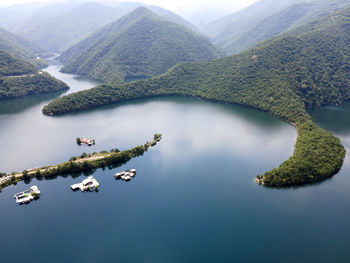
[204,0,305,52]
[43,7,350,187]
[0,50,68,99]
[8,1,198,53]
[0,50,36,77]
[0,27,47,68]
[59,7,224,83]
[45,6,350,122]
[204,0,349,54]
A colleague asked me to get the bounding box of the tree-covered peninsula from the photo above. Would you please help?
[0,50,68,99]
[42,8,350,187]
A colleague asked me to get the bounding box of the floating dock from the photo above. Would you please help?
[14,185,41,204]
[71,176,100,191]
[114,169,136,181]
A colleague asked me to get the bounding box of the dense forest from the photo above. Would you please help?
[0,72,68,99]
[0,50,36,77]
[59,7,223,83]
[204,0,349,54]
[43,7,350,186]
[0,48,68,100]
[0,27,47,68]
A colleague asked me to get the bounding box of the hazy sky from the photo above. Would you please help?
[0,0,257,12]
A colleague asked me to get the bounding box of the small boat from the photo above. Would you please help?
[70,176,99,192]
[124,175,131,181]
[114,169,136,181]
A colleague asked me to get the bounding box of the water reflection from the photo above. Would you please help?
[309,102,350,135]
[310,102,350,150]
[0,92,64,115]
[0,95,296,176]
[44,64,101,95]
[3,64,348,263]
[0,58,101,116]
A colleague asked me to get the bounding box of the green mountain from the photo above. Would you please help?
[59,7,224,83]
[0,27,47,68]
[0,50,35,77]
[205,0,348,54]
[43,6,350,187]
[9,1,198,52]
[0,50,68,99]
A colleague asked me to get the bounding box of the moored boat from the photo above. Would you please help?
[70,176,100,192]
[114,169,136,181]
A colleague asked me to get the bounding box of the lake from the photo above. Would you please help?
[0,61,349,263]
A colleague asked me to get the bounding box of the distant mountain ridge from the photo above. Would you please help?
[59,7,224,83]
[4,1,199,52]
[0,50,68,99]
[0,27,47,68]
[205,0,349,54]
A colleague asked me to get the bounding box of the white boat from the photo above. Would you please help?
[114,169,136,181]
[124,175,131,181]
[71,176,100,192]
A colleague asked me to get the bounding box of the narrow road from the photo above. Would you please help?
[14,153,113,178]
[1,73,36,79]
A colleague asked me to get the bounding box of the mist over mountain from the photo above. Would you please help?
[0,27,47,68]
[204,0,349,54]
[0,0,199,52]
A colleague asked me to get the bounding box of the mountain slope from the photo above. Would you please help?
[0,27,46,56]
[0,50,68,99]
[14,2,126,52]
[0,27,47,68]
[10,1,199,52]
[43,7,350,187]
[204,0,304,46]
[60,8,224,83]
[205,0,348,54]
[0,50,35,77]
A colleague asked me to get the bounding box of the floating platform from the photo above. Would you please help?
[115,169,136,181]
[71,176,99,192]
[14,185,41,204]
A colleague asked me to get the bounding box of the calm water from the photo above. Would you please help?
[0,61,349,262]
